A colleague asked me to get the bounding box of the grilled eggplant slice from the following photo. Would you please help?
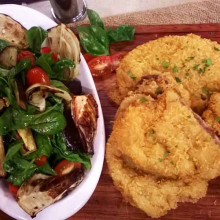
[0,46,17,68]
[47,24,80,80]
[0,136,6,177]
[0,14,27,49]
[26,83,72,111]
[17,167,84,217]
[71,94,98,154]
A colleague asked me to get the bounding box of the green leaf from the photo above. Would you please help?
[193,64,199,70]
[107,25,135,44]
[172,66,178,73]
[163,152,169,157]
[26,26,48,54]
[0,67,9,77]
[215,116,220,122]
[51,133,92,169]
[214,46,220,51]
[0,39,10,52]
[36,53,54,76]
[175,77,182,83]
[25,133,53,160]
[87,9,105,29]
[37,162,56,176]
[128,71,136,80]
[50,80,70,92]
[155,87,162,95]
[139,97,147,103]
[15,59,32,75]
[77,25,109,56]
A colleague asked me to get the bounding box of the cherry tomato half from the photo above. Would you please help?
[8,183,19,197]
[26,67,50,86]
[34,155,48,166]
[88,55,112,77]
[54,159,82,176]
[41,47,51,53]
[83,53,95,63]
[111,51,127,71]
[17,50,35,66]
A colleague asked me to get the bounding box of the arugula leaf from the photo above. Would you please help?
[107,25,135,44]
[77,25,109,56]
[0,39,10,52]
[87,9,105,29]
[26,26,48,54]
[50,80,70,92]
[51,133,91,169]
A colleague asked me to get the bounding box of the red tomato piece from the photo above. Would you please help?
[34,155,48,166]
[26,67,50,86]
[41,47,51,53]
[88,55,112,77]
[17,50,35,66]
[83,53,95,63]
[51,52,58,62]
[111,51,127,71]
[54,159,82,176]
[8,183,19,197]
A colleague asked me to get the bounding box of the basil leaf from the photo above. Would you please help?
[15,59,31,75]
[30,111,66,135]
[26,26,48,54]
[53,58,75,75]
[51,133,91,169]
[0,39,10,52]
[25,133,53,160]
[50,80,70,92]
[0,67,9,77]
[87,9,105,29]
[107,25,135,44]
[77,25,109,56]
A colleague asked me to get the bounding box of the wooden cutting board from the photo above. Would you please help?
[1,23,220,220]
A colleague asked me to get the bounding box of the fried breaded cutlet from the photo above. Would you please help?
[106,136,208,218]
[111,90,220,180]
[110,34,220,113]
[202,92,220,137]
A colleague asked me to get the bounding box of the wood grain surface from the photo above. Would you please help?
[1,23,220,220]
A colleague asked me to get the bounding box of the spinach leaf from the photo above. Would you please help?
[77,25,109,56]
[36,53,54,76]
[15,59,31,75]
[87,9,104,29]
[25,133,53,160]
[53,58,75,77]
[51,133,91,169]
[0,107,66,136]
[107,25,135,44]
[30,111,66,135]
[0,39,9,52]
[26,26,48,54]
[0,67,9,77]
[50,80,70,92]
[37,162,56,176]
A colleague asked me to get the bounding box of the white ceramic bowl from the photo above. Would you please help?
[0,4,105,220]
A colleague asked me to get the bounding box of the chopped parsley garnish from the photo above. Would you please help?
[175,77,182,83]
[148,129,155,136]
[155,87,162,95]
[172,66,178,73]
[214,46,220,51]
[185,72,190,76]
[164,152,169,157]
[139,97,147,103]
[215,117,220,122]
[158,158,162,162]
[188,158,193,161]
[186,56,194,61]
[202,58,212,66]
[202,87,217,97]
[162,61,169,68]
[187,115,191,118]
[170,161,174,165]
[128,72,136,80]
[193,64,199,70]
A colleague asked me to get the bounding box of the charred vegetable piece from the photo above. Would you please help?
[17,128,37,155]
[17,167,84,217]
[0,14,28,49]
[26,83,72,111]
[71,94,98,154]
[47,24,80,80]
[0,136,6,177]
[0,46,17,68]
[0,97,9,111]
